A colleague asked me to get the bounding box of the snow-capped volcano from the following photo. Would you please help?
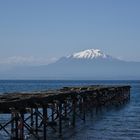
[68,49,111,59]
[1,48,140,80]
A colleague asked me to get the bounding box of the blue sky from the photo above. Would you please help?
[0,0,140,65]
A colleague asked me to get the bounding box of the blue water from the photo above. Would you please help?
[0,80,134,93]
[0,80,139,140]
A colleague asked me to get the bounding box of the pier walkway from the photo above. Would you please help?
[0,85,130,140]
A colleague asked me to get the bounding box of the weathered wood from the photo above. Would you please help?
[72,96,76,127]
[0,85,131,139]
[20,112,24,140]
[58,102,62,137]
[43,107,47,140]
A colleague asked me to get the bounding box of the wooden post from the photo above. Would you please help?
[11,113,14,139]
[79,97,82,114]
[64,101,67,118]
[72,96,76,127]
[59,102,62,137]
[96,92,100,114]
[30,108,34,127]
[83,96,86,122]
[20,112,24,140]
[15,113,19,139]
[128,87,131,100]
[35,108,38,134]
[43,107,47,140]
[52,103,54,122]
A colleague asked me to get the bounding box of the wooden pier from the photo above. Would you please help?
[0,85,130,140]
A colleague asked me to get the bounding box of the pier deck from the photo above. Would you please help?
[0,85,130,140]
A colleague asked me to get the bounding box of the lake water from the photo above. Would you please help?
[0,80,139,140]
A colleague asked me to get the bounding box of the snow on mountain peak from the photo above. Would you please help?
[68,49,110,59]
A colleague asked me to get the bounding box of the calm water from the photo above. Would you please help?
[0,80,140,140]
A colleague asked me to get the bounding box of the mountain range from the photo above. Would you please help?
[0,49,140,80]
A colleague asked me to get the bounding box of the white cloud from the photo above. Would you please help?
[0,56,58,65]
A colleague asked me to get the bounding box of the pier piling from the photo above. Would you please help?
[0,85,131,139]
